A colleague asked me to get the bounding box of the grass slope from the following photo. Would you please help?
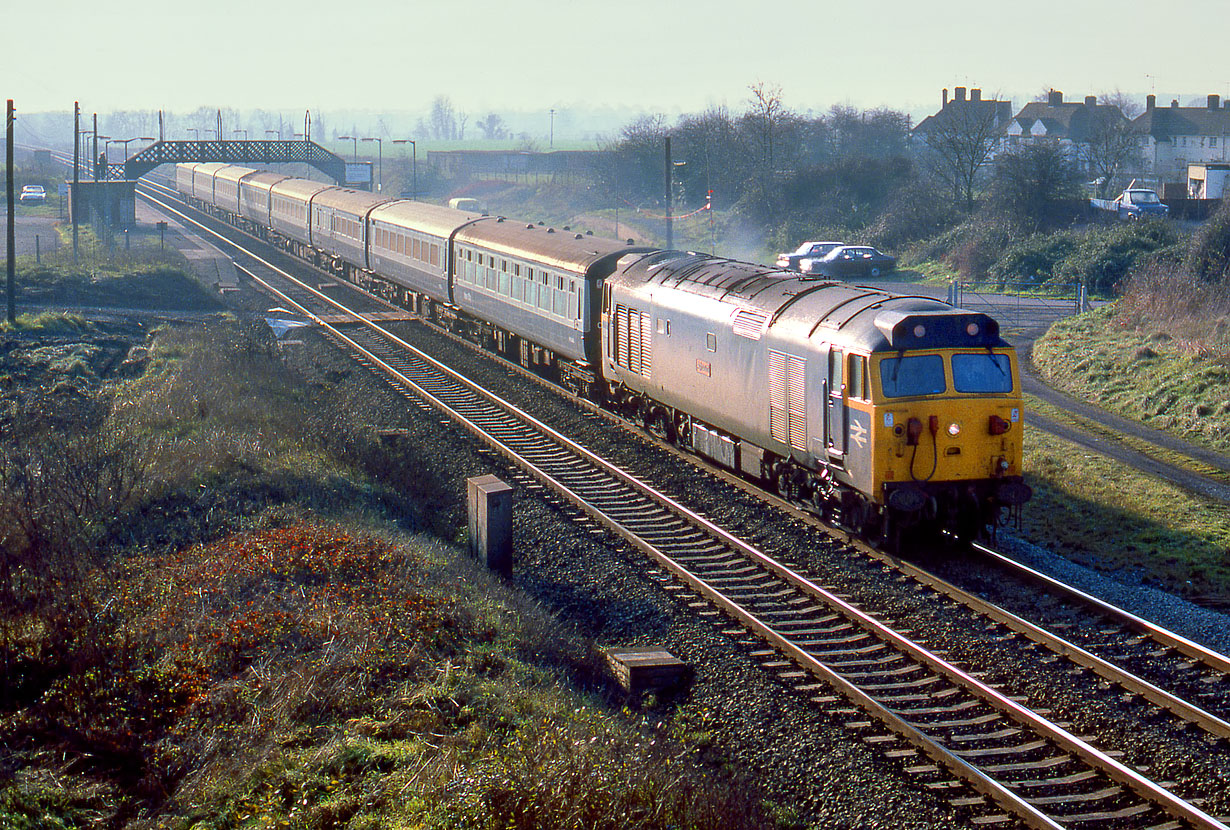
[1,316,769,829]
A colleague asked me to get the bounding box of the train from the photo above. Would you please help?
[175,162,1031,543]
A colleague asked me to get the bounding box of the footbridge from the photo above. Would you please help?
[110,140,347,184]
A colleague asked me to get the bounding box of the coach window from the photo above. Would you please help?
[706,333,717,352]
[538,274,552,310]
[848,354,867,400]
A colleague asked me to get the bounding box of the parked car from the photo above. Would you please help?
[805,245,896,279]
[19,185,46,204]
[776,240,842,272]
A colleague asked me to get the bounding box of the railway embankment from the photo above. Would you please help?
[0,259,910,828]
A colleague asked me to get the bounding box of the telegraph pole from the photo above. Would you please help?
[7,99,16,324]
[664,136,673,250]
[73,102,80,261]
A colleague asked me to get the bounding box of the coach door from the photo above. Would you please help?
[826,347,846,461]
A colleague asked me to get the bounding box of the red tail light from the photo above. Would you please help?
[989,415,1011,435]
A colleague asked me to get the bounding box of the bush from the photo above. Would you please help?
[1184,196,1230,281]
[1055,219,1180,293]
[863,178,960,252]
[934,216,1026,282]
[988,231,1078,285]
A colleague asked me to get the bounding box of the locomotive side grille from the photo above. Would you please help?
[630,309,642,375]
[616,304,630,369]
[732,309,767,340]
[639,311,653,380]
[769,351,788,443]
[613,304,653,380]
[769,350,807,449]
[786,356,807,450]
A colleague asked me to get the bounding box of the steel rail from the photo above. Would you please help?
[971,541,1230,676]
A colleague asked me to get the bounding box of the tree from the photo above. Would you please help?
[1081,92,1145,197]
[477,113,507,140]
[429,96,457,140]
[990,142,1082,232]
[917,97,1007,211]
[600,114,670,204]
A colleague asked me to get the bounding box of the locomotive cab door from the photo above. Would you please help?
[825,347,846,462]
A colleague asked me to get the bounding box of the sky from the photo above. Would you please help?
[5,0,1229,128]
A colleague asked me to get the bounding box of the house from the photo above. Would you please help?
[1133,94,1230,183]
[912,87,1013,153]
[1005,91,1129,155]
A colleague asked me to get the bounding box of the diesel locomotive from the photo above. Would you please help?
[175,162,1030,542]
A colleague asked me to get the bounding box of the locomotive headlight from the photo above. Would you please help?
[913,324,927,338]
[966,322,980,336]
[947,422,961,437]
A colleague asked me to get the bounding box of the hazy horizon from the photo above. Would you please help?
[6,0,1228,142]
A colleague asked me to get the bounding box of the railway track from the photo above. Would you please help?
[135,181,1230,828]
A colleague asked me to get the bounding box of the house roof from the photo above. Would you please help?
[914,99,1013,136]
[1008,101,1128,142]
[1133,104,1230,141]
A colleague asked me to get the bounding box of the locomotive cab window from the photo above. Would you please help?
[879,354,946,398]
[952,353,1013,393]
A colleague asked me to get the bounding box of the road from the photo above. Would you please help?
[0,208,61,259]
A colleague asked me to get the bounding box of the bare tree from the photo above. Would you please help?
[1082,91,1145,196]
[745,81,789,181]
[917,97,1007,211]
[429,96,457,140]
[991,142,1083,232]
[457,111,469,141]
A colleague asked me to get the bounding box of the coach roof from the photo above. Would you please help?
[456,219,648,275]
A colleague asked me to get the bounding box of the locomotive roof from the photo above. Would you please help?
[614,252,1006,352]
[369,200,488,240]
[456,219,652,276]
[312,187,395,216]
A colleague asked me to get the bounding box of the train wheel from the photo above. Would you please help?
[645,409,677,444]
[774,466,795,500]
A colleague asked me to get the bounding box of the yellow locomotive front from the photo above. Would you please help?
[869,346,1030,538]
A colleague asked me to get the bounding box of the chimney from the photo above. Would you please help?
[1085,95,1097,107]
[1146,94,1156,110]
[970,88,982,102]
[943,88,948,107]
[955,86,967,102]
[1048,89,1063,106]
[1209,94,1221,110]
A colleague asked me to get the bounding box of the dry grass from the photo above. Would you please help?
[1021,425,1230,602]
[1,318,774,830]
[1033,301,1230,454]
